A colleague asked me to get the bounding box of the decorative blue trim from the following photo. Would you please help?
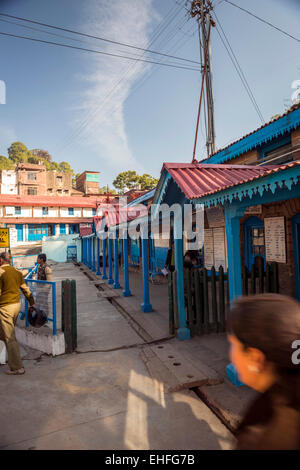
[204,107,300,164]
[193,165,300,208]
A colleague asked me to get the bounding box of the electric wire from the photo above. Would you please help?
[212,10,265,124]
[0,11,199,64]
[224,0,300,43]
[0,30,201,71]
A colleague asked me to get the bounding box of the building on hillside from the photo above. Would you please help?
[0,170,18,194]
[16,162,47,196]
[46,171,81,197]
[0,194,108,245]
[76,171,100,196]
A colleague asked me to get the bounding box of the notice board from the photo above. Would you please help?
[204,227,227,270]
[264,216,286,263]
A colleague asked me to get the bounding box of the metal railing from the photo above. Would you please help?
[19,279,57,335]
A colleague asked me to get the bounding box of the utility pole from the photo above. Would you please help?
[190,0,216,160]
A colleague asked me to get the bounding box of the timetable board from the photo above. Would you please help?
[264,217,286,263]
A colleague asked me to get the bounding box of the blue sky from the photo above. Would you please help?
[0,0,299,187]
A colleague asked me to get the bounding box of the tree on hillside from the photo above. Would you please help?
[99,185,117,195]
[59,161,73,174]
[113,170,158,193]
[31,149,52,162]
[8,141,33,163]
[0,155,15,170]
[138,174,159,191]
[113,171,140,193]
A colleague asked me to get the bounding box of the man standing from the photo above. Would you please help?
[35,253,52,317]
[0,252,35,375]
[37,253,53,281]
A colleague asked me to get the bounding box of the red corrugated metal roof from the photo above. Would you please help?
[94,204,148,230]
[0,194,104,208]
[163,161,300,200]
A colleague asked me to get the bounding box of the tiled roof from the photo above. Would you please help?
[163,161,300,200]
[0,194,104,207]
[1,218,93,224]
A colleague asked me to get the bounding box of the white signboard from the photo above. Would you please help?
[204,227,227,270]
[264,217,286,263]
[213,227,227,271]
[245,205,262,215]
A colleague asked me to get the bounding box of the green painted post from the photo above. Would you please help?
[250,265,256,295]
[211,266,218,332]
[71,280,77,350]
[266,263,271,292]
[185,268,193,335]
[173,271,179,330]
[168,272,175,336]
[62,280,73,353]
[272,262,279,293]
[194,269,202,336]
[203,268,209,334]
[242,266,248,296]
[219,266,225,332]
[258,261,264,294]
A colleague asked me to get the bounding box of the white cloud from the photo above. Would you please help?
[75,0,157,173]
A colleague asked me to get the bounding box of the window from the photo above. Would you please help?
[43,207,48,216]
[260,135,292,165]
[28,172,37,181]
[251,227,265,257]
[15,206,21,215]
[68,208,74,216]
[60,224,66,234]
[27,187,37,195]
[92,208,96,216]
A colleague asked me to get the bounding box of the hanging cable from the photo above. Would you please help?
[0,11,200,64]
[212,10,265,124]
[224,0,300,43]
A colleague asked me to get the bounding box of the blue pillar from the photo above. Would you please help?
[89,238,92,269]
[122,233,131,297]
[102,237,108,280]
[83,238,87,266]
[224,206,243,303]
[174,215,190,340]
[108,236,114,284]
[113,231,121,289]
[96,238,101,275]
[92,236,96,272]
[141,227,152,312]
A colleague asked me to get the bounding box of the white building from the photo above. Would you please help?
[0,170,18,195]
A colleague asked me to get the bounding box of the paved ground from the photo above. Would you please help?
[0,262,236,450]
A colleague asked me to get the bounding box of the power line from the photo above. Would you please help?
[214,25,265,124]
[51,4,191,155]
[212,10,265,124]
[0,11,200,64]
[0,30,201,71]
[224,0,300,43]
